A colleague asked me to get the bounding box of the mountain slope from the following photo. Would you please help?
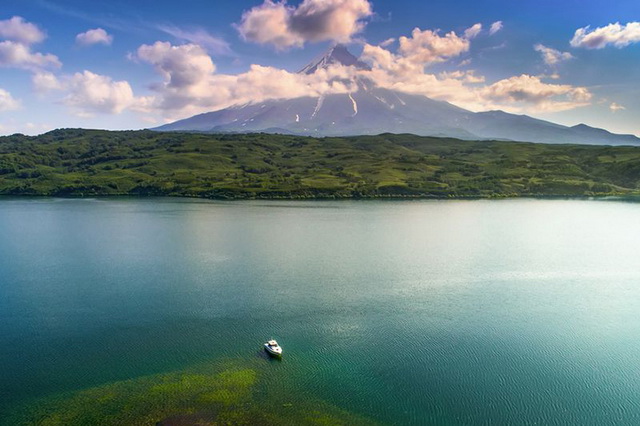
[159,85,479,139]
[155,45,639,146]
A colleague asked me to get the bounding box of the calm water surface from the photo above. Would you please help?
[1,198,640,424]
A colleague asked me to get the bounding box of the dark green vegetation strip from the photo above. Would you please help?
[1,129,639,198]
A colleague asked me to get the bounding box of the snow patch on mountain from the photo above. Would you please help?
[312,95,325,119]
[349,93,358,116]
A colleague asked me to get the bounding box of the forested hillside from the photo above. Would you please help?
[1,129,639,199]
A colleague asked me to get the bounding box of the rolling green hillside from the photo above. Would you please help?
[1,129,639,199]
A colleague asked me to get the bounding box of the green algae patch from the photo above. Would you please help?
[9,364,258,425]
[197,369,257,405]
[7,361,375,426]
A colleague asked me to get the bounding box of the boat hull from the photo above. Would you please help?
[264,344,282,357]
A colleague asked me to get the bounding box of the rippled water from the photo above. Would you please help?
[2,198,640,425]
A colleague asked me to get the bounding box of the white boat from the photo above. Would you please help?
[264,339,283,357]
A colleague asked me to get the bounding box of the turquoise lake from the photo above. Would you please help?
[2,198,640,424]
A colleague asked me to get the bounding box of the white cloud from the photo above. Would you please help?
[136,41,357,118]
[237,1,295,49]
[534,44,573,66]
[128,24,594,121]
[489,21,503,36]
[0,17,60,71]
[76,28,113,46]
[359,26,476,84]
[0,40,61,70]
[137,41,217,91]
[157,25,231,55]
[0,16,46,45]
[361,34,592,114]
[0,88,20,111]
[464,23,482,40]
[63,71,137,116]
[32,71,63,93]
[237,0,373,49]
[610,102,625,112]
[439,70,485,84]
[371,70,590,114]
[480,74,591,107]
[571,22,640,49]
[379,37,395,48]
[397,28,471,65]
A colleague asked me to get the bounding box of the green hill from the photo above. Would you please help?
[1,129,639,199]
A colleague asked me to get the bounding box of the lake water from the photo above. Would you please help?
[2,198,640,425]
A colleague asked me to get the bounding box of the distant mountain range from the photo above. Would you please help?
[155,45,639,146]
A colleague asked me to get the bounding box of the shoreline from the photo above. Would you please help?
[1,193,639,202]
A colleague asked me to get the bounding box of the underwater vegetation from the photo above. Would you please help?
[6,357,374,426]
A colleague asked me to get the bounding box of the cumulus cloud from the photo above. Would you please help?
[367,68,590,113]
[137,41,217,95]
[360,31,592,114]
[397,28,471,65]
[479,74,591,111]
[358,26,477,83]
[534,44,573,66]
[360,24,592,113]
[609,102,625,112]
[489,21,503,35]
[439,70,485,84]
[36,31,590,120]
[571,22,640,49]
[0,17,60,71]
[379,38,395,48]
[127,21,594,121]
[464,23,482,40]
[0,88,20,111]
[0,16,46,45]
[62,71,139,116]
[135,41,357,118]
[0,40,61,70]
[237,1,294,49]
[237,0,373,49]
[32,71,63,93]
[76,28,113,46]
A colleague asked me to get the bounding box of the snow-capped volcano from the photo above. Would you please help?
[155,45,639,146]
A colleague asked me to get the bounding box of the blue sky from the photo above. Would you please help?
[1,0,639,136]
